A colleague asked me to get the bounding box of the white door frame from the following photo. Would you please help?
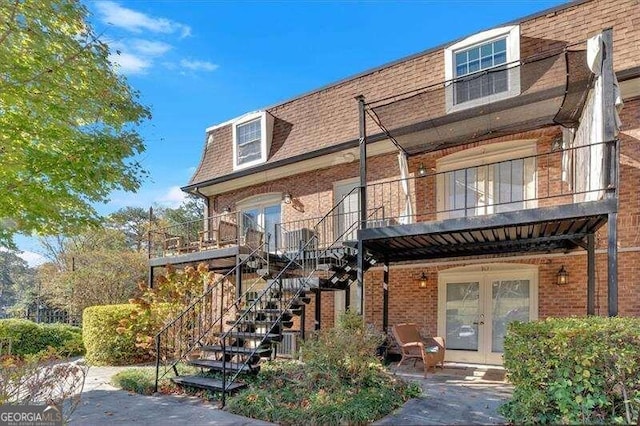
[437,263,538,365]
[333,178,360,242]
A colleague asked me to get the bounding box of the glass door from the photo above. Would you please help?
[445,281,481,354]
[438,265,537,365]
[241,203,281,252]
[334,179,360,243]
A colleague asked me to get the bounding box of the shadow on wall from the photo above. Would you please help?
[269,116,293,158]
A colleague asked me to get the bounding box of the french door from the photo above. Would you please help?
[241,202,282,252]
[333,179,360,243]
[437,265,538,365]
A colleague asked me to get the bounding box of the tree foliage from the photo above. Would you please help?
[0,0,150,247]
[37,227,146,314]
[0,250,36,316]
[107,207,150,252]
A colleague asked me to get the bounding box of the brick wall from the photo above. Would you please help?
[191,0,640,185]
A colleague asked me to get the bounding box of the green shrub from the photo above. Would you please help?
[110,364,198,395]
[111,368,157,395]
[83,304,149,365]
[500,316,640,424]
[0,319,84,357]
[227,311,420,424]
[300,309,386,382]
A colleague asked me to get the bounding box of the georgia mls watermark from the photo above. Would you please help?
[0,404,62,426]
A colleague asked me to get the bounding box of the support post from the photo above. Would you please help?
[344,286,350,311]
[300,304,306,340]
[313,288,321,331]
[356,241,364,315]
[235,255,242,300]
[602,28,618,316]
[148,267,154,289]
[147,206,153,259]
[382,257,389,333]
[587,234,596,315]
[356,95,367,316]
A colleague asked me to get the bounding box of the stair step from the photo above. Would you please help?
[222,331,283,342]
[187,358,256,372]
[171,375,246,392]
[200,345,273,356]
[241,308,302,316]
[226,319,289,326]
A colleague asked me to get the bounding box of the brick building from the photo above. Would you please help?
[152,0,640,377]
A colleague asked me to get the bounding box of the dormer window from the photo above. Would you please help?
[236,118,261,165]
[231,111,273,170]
[445,25,520,112]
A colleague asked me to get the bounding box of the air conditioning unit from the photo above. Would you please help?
[284,228,316,252]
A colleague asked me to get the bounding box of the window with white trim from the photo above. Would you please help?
[444,26,520,112]
[436,140,537,220]
[231,111,273,170]
[236,118,262,165]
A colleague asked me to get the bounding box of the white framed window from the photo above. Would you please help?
[444,25,521,112]
[231,111,274,170]
[436,140,537,220]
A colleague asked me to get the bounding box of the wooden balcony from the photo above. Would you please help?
[148,211,265,268]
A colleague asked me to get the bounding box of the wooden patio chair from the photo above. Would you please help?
[198,220,239,249]
[391,323,445,377]
[244,228,264,249]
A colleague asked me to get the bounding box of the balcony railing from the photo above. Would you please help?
[148,211,265,259]
[274,207,386,253]
[365,140,617,226]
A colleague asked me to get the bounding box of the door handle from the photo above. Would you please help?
[473,321,485,325]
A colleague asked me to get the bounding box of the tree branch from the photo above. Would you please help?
[0,0,20,48]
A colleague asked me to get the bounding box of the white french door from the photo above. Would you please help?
[238,194,282,252]
[437,264,538,365]
[333,179,360,242]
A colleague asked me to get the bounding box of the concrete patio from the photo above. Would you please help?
[70,362,512,425]
[376,363,513,425]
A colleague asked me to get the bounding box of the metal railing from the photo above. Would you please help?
[365,140,617,226]
[275,206,386,254]
[154,238,271,391]
[149,211,265,259]
[217,186,373,405]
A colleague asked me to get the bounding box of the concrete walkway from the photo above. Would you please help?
[70,366,271,425]
[71,363,511,425]
[375,364,513,425]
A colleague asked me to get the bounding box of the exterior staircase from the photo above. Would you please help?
[154,187,381,404]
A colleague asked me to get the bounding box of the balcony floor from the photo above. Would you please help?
[148,244,254,269]
[359,199,616,262]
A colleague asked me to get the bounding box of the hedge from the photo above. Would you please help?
[500,316,640,424]
[0,319,84,357]
[83,304,149,365]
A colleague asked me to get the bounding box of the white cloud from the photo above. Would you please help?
[130,39,172,56]
[109,51,151,75]
[0,247,46,267]
[18,251,47,267]
[159,186,187,207]
[180,59,219,72]
[95,1,191,38]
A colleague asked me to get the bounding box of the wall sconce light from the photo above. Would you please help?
[551,136,563,152]
[222,205,232,214]
[417,162,427,177]
[283,193,292,204]
[556,265,568,285]
[418,272,428,289]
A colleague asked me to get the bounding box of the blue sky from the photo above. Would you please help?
[15,0,566,264]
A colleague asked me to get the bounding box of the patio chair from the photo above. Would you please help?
[391,323,445,377]
[198,220,239,250]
